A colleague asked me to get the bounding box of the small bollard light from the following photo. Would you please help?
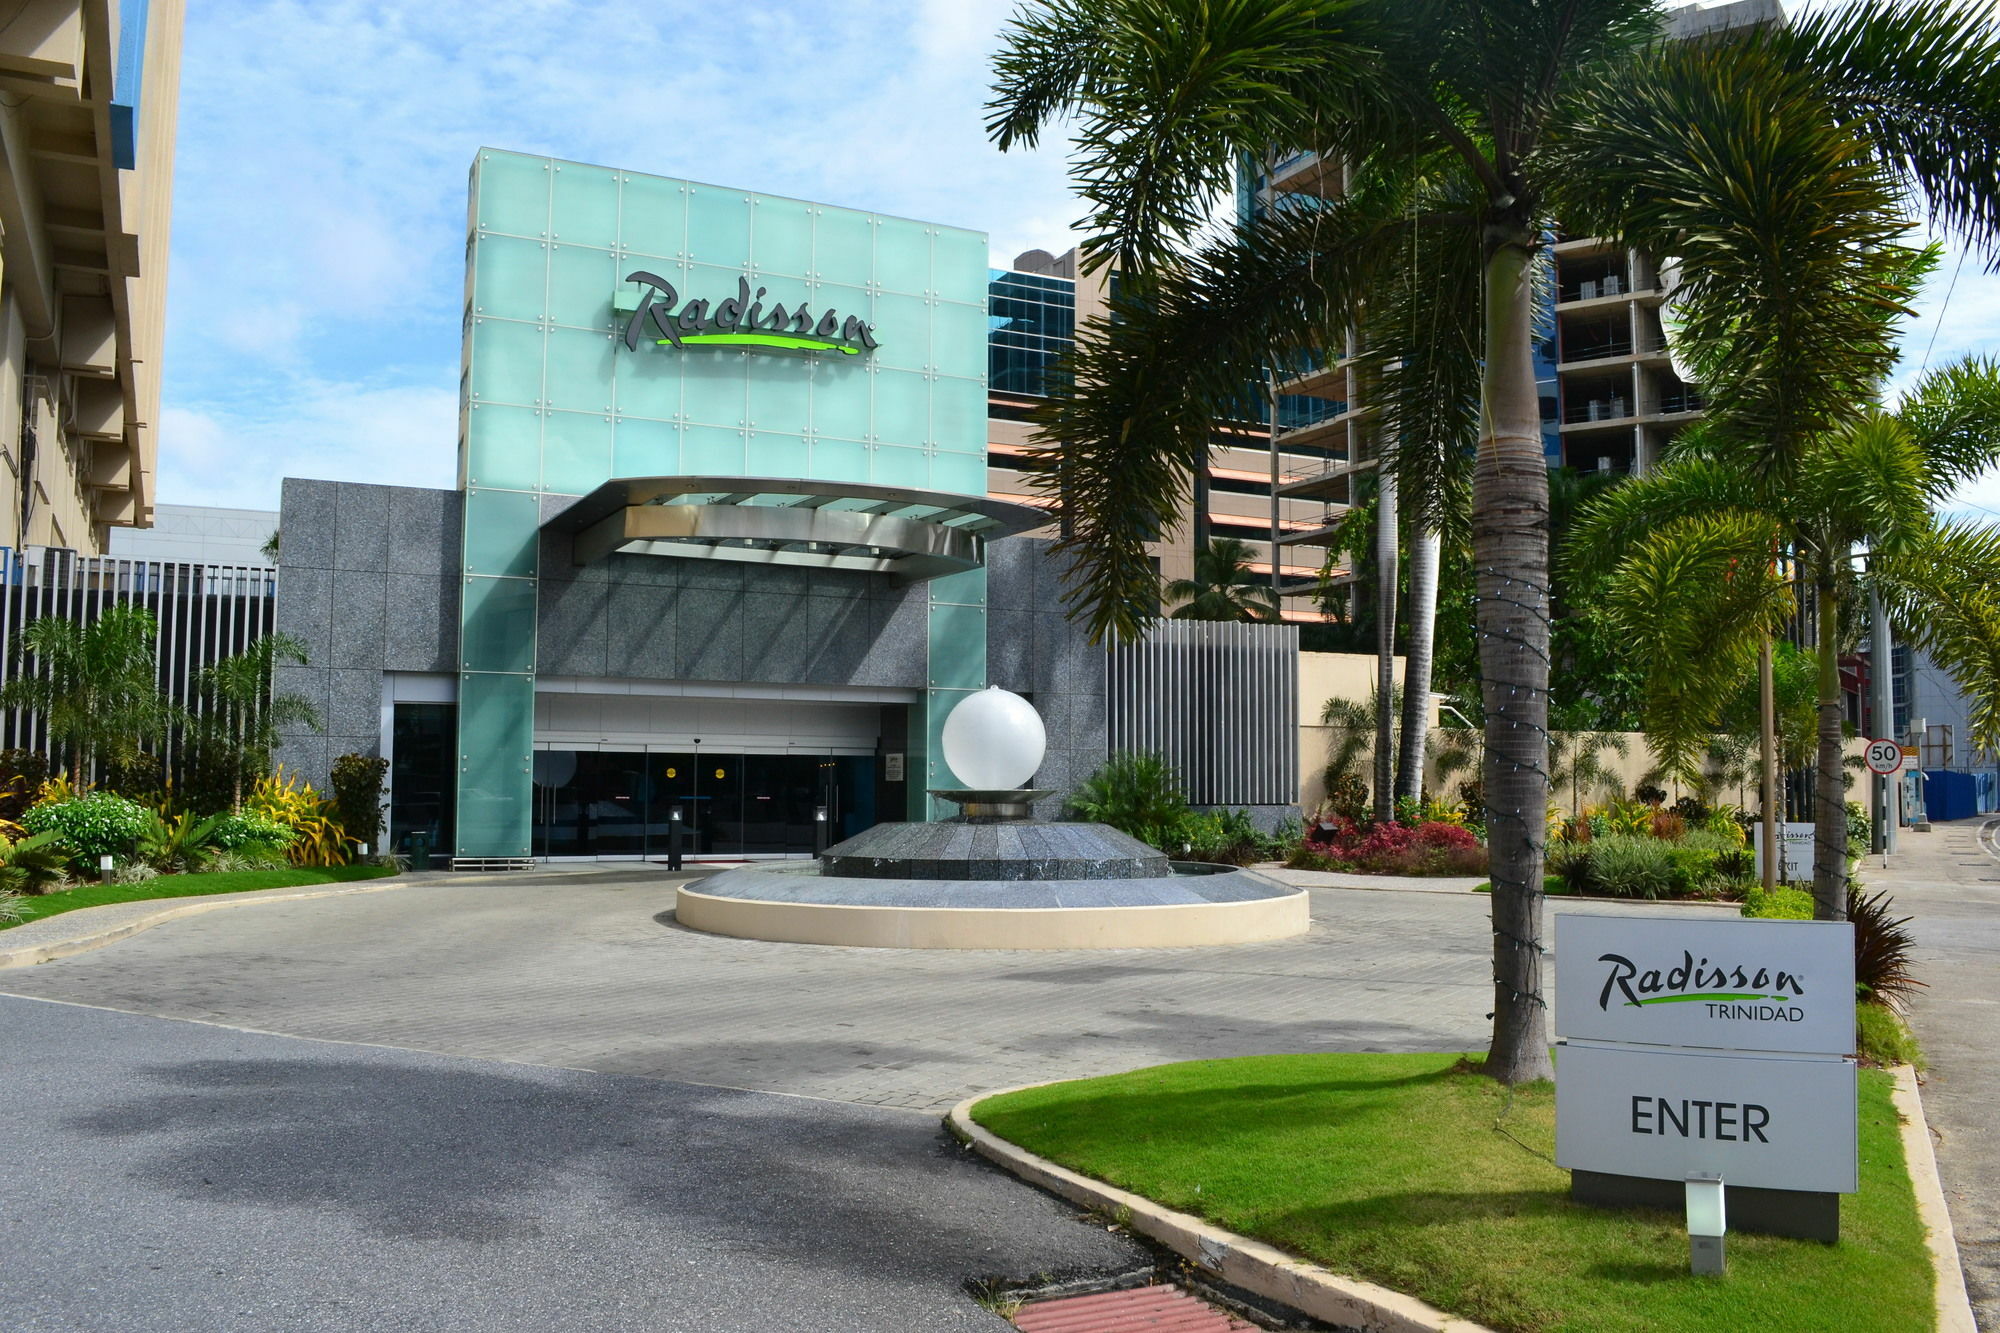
[814,804,830,855]
[98,854,114,883]
[1686,1173,1726,1276]
[358,842,371,859]
[667,804,684,871]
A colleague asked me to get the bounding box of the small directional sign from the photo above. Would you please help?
[1865,739,1904,776]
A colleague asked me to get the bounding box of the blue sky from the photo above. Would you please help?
[158,0,2000,517]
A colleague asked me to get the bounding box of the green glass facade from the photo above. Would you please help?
[455,150,991,857]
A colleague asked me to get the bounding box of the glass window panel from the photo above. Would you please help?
[463,487,542,577]
[550,162,619,249]
[810,280,873,345]
[931,300,986,382]
[681,424,747,473]
[927,445,985,495]
[871,443,929,488]
[461,575,538,672]
[680,358,746,428]
[810,374,871,440]
[547,244,618,330]
[472,234,548,322]
[747,431,810,478]
[931,227,990,304]
[751,199,813,278]
[930,378,986,456]
[871,371,931,448]
[544,326,617,413]
[872,216,931,294]
[871,292,929,373]
[542,410,614,494]
[456,672,534,857]
[613,417,679,477]
[391,702,456,862]
[685,185,752,269]
[469,319,544,407]
[930,567,986,607]
[810,437,868,484]
[475,151,550,238]
[743,367,809,437]
[465,404,542,491]
[619,172,685,257]
[614,346,681,421]
[813,207,873,284]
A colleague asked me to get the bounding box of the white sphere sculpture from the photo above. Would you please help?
[940,687,1047,790]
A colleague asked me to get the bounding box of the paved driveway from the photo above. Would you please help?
[0,869,1535,1111]
[0,994,1143,1332]
[0,866,1738,1331]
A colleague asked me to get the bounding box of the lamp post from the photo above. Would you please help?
[1686,1173,1727,1276]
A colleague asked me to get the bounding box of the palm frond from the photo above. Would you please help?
[1894,354,2000,490]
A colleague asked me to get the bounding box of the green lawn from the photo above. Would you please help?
[970,1053,1930,1333]
[0,865,400,932]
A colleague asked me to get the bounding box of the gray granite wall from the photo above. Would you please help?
[984,537,1109,816]
[273,480,1109,811]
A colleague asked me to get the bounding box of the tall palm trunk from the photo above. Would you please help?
[1812,577,1849,920]
[1397,525,1440,801]
[1374,472,1400,821]
[1477,232,1555,1085]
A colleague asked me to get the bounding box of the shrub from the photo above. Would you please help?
[104,751,165,806]
[0,831,70,894]
[1071,751,1192,851]
[111,861,160,885]
[1175,809,1265,865]
[1741,884,1814,920]
[1323,771,1368,822]
[211,811,296,851]
[1633,783,1667,805]
[136,812,226,874]
[1847,800,1871,860]
[1650,809,1687,841]
[1580,835,1674,899]
[0,891,21,921]
[1671,795,1711,825]
[1851,886,1924,1008]
[246,771,350,866]
[0,748,46,824]
[23,791,149,867]
[331,753,390,851]
[1266,815,1305,862]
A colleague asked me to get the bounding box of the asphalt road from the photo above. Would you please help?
[0,994,1144,1332]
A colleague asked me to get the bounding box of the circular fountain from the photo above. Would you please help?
[674,688,1309,949]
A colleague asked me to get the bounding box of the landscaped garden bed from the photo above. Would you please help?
[970,1052,1933,1333]
[0,864,400,932]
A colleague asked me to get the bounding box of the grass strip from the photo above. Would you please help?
[971,1052,1930,1333]
[1,865,399,932]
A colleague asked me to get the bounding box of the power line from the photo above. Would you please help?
[1918,245,1969,375]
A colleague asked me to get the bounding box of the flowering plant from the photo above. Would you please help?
[23,791,149,865]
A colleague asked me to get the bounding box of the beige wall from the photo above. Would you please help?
[1295,654,1872,816]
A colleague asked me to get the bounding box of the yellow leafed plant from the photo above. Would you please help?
[246,769,350,866]
[33,774,86,808]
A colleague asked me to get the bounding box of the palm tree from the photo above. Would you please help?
[1576,357,2000,919]
[1166,537,1282,622]
[990,0,2000,1080]
[191,633,322,811]
[0,604,174,786]
[1550,730,1630,817]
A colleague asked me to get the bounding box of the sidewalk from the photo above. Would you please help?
[1872,819,2000,1331]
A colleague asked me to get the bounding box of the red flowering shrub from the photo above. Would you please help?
[1286,817,1487,876]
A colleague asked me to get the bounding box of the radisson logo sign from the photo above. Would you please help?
[620,271,880,356]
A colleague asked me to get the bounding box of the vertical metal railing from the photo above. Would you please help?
[1107,619,1299,807]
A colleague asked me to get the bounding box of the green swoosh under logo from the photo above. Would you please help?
[658,333,862,354]
[1624,992,1790,1006]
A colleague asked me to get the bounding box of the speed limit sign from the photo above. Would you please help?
[1865,739,1904,775]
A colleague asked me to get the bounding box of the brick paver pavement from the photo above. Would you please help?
[0,866,1730,1112]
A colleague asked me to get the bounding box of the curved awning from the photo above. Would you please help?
[542,476,1050,582]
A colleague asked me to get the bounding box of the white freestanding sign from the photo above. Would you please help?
[1750,822,1815,881]
[1554,913,1858,1197]
[1554,915,1854,1055]
[1556,1043,1858,1193]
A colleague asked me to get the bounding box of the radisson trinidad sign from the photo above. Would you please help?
[621,271,880,357]
[1555,914,1858,1198]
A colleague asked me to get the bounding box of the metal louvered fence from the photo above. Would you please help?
[1107,619,1299,807]
[0,546,277,777]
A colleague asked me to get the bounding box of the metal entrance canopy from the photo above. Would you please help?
[544,476,1049,581]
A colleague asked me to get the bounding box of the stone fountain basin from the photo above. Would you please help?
[675,860,1309,950]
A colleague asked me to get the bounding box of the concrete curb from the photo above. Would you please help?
[0,875,420,969]
[947,1087,1494,1333]
[1892,1065,1977,1333]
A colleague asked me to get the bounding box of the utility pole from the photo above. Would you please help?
[1870,583,1898,856]
[1760,638,1778,890]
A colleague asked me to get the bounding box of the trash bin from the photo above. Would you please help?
[405,831,433,868]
